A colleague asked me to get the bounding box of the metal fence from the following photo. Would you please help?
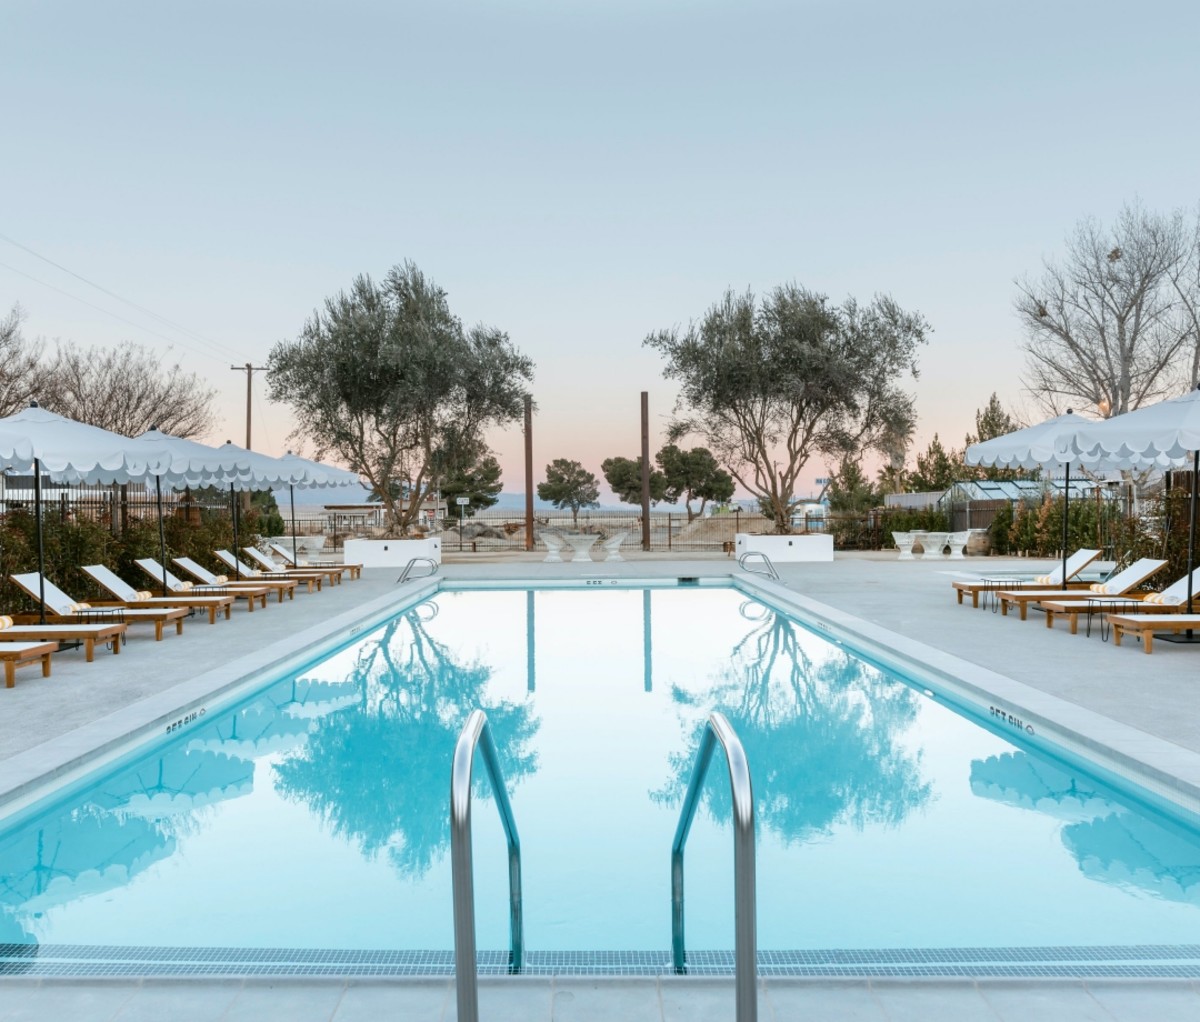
[0,483,1139,556]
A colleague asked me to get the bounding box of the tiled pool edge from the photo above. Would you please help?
[7,943,1200,979]
[734,575,1200,819]
[0,578,440,820]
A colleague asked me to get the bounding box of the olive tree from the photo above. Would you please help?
[645,284,926,532]
[267,262,533,535]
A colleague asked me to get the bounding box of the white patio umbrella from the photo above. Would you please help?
[130,431,295,589]
[276,451,361,565]
[1052,387,1200,617]
[213,441,306,579]
[0,404,176,620]
[965,410,1100,591]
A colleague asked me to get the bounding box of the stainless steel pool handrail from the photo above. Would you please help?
[451,709,524,1022]
[671,711,757,1022]
[737,550,780,582]
[396,556,438,584]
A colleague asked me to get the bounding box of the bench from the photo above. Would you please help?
[0,640,58,688]
[1108,614,1200,653]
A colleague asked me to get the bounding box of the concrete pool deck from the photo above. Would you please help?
[4,550,1200,1019]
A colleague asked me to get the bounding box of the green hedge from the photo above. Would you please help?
[0,506,272,612]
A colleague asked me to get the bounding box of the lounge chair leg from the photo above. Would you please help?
[154,621,163,641]
[175,618,184,635]
[85,638,96,662]
[5,662,13,688]
[1143,632,1154,654]
[1045,611,1054,628]
[41,653,51,677]
[1069,614,1079,635]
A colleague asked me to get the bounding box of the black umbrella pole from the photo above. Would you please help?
[1188,451,1197,616]
[34,457,45,625]
[1061,463,1070,591]
[156,476,168,597]
[290,485,298,567]
[231,485,241,581]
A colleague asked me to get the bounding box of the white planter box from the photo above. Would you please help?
[342,537,442,567]
[735,533,833,562]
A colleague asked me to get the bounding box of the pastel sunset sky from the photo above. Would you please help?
[3,0,1198,501]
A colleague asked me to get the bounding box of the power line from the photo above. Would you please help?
[0,231,242,361]
[0,258,223,361]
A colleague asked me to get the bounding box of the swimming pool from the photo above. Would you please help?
[4,583,1200,976]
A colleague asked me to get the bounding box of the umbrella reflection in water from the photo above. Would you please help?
[186,704,315,759]
[93,749,256,818]
[973,751,1200,904]
[970,751,1120,823]
[0,809,175,916]
[260,676,361,720]
[1062,812,1200,906]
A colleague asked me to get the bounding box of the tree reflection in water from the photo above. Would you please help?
[654,602,931,842]
[274,603,538,878]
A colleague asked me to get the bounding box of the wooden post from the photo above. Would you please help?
[524,395,534,551]
[641,391,651,551]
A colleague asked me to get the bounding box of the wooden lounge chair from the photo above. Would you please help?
[0,629,58,688]
[214,549,324,593]
[82,564,235,624]
[0,619,125,661]
[1036,567,1200,634]
[245,546,349,585]
[269,542,362,579]
[134,558,270,611]
[997,557,1168,621]
[10,572,188,641]
[951,549,1102,608]
[1108,614,1200,653]
[173,557,297,602]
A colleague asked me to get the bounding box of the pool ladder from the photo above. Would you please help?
[738,550,781,582]
[451,710,524,1022]
[396,556,438,584]
[450,709,757,1022]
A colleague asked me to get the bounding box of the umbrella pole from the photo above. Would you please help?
[1060,463,1070,591]
[156,476,168,598]
[34,457,45,625]
[1163,470,1173,559]
[230,484,241,581]
[290,484,298,566]
[1188,451,1197,617]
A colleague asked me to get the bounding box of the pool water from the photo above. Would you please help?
[3,586,1200,959]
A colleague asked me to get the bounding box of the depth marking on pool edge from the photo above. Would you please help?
[163,707,206,736]
[989,705,1036,736]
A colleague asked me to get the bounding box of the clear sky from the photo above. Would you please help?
[3,0,1198,502]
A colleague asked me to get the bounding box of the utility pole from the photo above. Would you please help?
[231,362,268,511]
[231,362,268,449]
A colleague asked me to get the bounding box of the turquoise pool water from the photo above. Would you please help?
[3,586,1200,962]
